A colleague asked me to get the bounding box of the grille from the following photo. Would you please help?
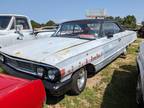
[5,57,36,74]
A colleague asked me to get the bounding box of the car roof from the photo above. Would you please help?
[0,14,28,18]
[62,19,117,24]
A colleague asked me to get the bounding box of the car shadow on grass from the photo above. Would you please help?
[45,91,65,105]
[101,65,138,108]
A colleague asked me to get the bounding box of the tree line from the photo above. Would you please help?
[106,15,137,29]
[31,15,138,29]
[31,20,56,28]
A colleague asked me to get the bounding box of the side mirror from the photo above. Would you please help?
[15,25,23,32]
[107,33,113,38]
[15,25,24,40]
[105,31,114,38]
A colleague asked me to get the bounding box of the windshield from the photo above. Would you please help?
[53,22,101,39]
[0,16,11,30]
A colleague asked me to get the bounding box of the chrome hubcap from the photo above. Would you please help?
[77,69,85,90]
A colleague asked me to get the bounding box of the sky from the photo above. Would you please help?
[0,0,143,23]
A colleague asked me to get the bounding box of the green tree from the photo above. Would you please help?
[115,16,123,25]
[45,20,56,26]
[106,16,114,20]
[31,20,41,28]
[123,15,136,29]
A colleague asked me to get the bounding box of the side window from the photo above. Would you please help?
[16,17,30,30]
[87,23,101,35]
[58,24,74,35]
[74,25,83,34]
[102,22,121,36]
[113,23,121,33]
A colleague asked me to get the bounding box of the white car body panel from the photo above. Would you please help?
[0,14,54,48]
[0,29,137,82]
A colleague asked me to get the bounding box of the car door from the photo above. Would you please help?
[94,22,124,71]
[0,16,20,47]
[103,22,125,57]
[15,17,33,37]
[9,17,34,45]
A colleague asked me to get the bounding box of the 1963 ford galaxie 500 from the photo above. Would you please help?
[0,19,137,96]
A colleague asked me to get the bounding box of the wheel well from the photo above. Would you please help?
[71,64,96,77]
[85,63,96,74]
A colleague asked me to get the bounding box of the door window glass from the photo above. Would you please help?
[16,17,30,30]
[56,22,101,38]
[102,22,121,36]
[0,16,11,30]
[59,23,74,36]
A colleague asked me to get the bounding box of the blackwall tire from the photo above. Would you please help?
[69,68,87,95]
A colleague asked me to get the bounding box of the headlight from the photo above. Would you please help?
[0,55,4,62]
[45,69,60,82]
[36,67,45,77]
[47,70,56,80]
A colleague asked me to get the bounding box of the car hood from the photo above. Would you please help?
[0,74,29,97]
[0,30,9,35]
[0,37,90,65]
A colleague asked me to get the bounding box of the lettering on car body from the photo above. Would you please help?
[63,52,102,75]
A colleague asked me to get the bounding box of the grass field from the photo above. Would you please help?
[0,38,142,108]
[47,38,143,108]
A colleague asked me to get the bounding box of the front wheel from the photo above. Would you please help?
[69,68,87,95]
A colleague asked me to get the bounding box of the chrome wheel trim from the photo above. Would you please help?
[77,69,85,90]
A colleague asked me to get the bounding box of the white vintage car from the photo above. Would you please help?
[0,14,55,48]
[0,14,33,48]
[0,19,137,96]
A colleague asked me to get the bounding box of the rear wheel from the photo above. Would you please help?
[136,74,144,107]
[69,68,87,95]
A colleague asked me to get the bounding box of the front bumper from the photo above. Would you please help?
[0,62,72,96]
